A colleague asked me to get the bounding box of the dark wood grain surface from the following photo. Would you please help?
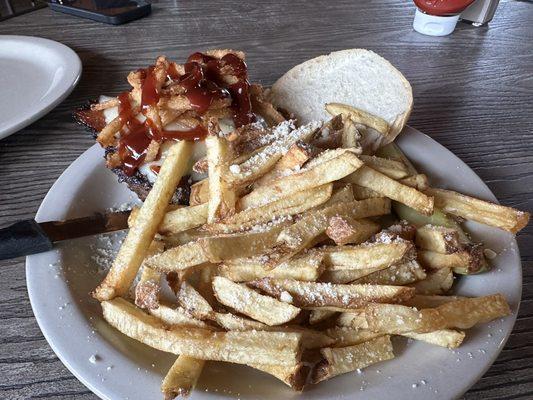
[1,0,532,398]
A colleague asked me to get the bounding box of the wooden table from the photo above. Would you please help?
[1,1,531,398]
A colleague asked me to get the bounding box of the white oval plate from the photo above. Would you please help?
[0,35,81,140]
[26,126,522,400]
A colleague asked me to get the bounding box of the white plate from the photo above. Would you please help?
[26,127,522,400]
[0,35,81,140]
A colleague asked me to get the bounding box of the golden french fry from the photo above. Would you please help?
[94,141,193,301]
[239,148,363,210]
[161,356,205,399]
[206,184,332,233]
[354,260,427,285]
[250,363,309,391]
[200,223,286,262]
[415,224,462,254]
[254,140,318,187]
[249,83,286,126]
[345,165,434,215]
[402,294,464,309]
[402,330,465,349]
[359,155,409,180]
[336,310,368,329]
[325,103,390,136]
[145,241,209,273]
[351,185,382,200]
[212,277,300,325]
[364,294,511,334]
[312,335,394,383]
[101,298,302,365]
[206,133,236,223]
[411,268,454,295]
[326,326,464,349]
[134,240,164,310]
[426,187,530,233]
[325,217,380,246]
[175,281,215,320]
[227,121,322,186]
[219,252,324,282]
[149,303,210,329]
[159,204,208,235]
[399,174,429,191]
[418,244,488,274]
[322,241,412,271]
[250,278,414,309]
[394,203,470,242]
[214,312,268,331]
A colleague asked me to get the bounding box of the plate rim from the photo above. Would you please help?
[0,35,82,140]
[26,126,523,400]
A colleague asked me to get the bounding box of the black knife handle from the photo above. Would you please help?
[0,220,53,260]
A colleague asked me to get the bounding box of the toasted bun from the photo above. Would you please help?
[270,49,412,148]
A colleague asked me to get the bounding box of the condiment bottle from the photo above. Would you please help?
[413,0,476,36]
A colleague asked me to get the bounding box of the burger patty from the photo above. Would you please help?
[73,103,192,205]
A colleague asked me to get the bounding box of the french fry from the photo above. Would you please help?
[345,165,434,215]
[336,310,368,329]
[354,260,427,285]
[325,216,381,246]
[254,140,318,187]
[411,268,454,295]
[325,103,390,136]
[206,184,332,233]
[402,294,464,309]
[351,185,382,200]
[394,202,470,243]
[426,187,530,233]
[206,133,236,222]
[239,148,363,209]
[326,327,382,346]
[161,356,205,399]
[399,174,429,191]
[94,141,193,301]
[359,155,409,180]
[134,240,164,310]
[250,278,414,309]
[321,268,381,284]
[250,363,308,391]
[227,121,322,187]
[279,199,392,254]
[312,335,394,383]
[415,224,462,254]
[322,241,412,271]
[145,241,209,273]
[212,277,301,325]
[418,244,488,274]
[149,303,210,329]
[364,294,511,334]
[326,326,464,349]
[214,312,268,331]
[200,222,286,262]
[101,298,302,366]
[159,204,208,235]
[402,330,465,349]
[219,252,324,282]
[249,84,286,126]
[175,281,215,320]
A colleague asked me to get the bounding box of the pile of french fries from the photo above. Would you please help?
[92,93,529,397]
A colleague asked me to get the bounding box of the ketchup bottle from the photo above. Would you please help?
[413,0,476,36]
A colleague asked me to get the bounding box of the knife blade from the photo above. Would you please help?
[0,211,131,260]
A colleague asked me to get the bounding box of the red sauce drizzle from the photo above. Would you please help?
[115,52,253,175]
[117,92,152,176]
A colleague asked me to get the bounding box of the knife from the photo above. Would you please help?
[0,211,131,260]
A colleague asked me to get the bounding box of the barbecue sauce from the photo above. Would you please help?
[116,52,254,175]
